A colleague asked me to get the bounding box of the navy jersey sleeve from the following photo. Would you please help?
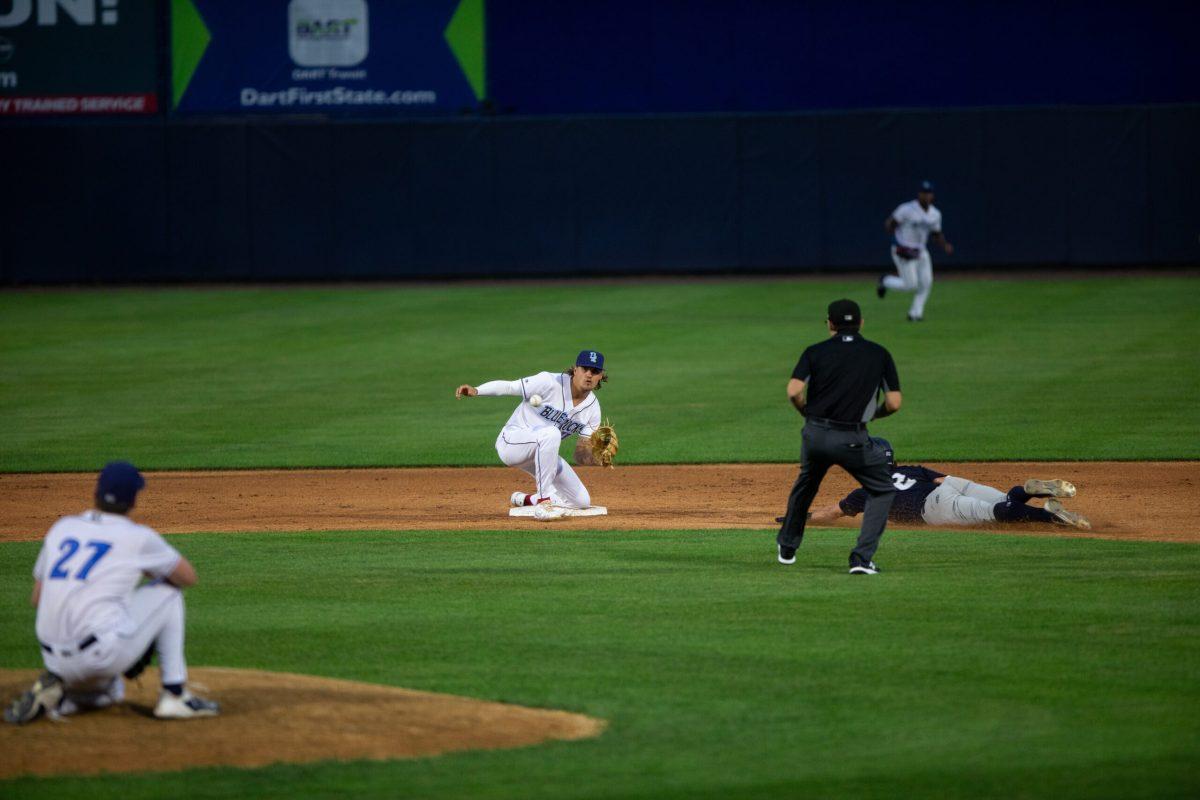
[881,349,900,392]
[838,488,868,516]
[792,347,813,382]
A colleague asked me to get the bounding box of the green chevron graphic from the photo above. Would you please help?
[172,0,211,109]
[444,0,486,102]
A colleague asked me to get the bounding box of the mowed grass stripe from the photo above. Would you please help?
[1,529,1197,799]
[0,277,1197,470]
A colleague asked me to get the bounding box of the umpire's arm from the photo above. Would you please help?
[787,378,807,415]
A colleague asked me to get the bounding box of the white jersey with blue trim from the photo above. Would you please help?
[892,199,942,250]
[481,371,601,440]
[32,510,182,645]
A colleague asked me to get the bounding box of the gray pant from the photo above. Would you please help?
[777,423,896,565]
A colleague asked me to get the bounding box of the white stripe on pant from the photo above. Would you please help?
[921,476,1007,526]
[496,426,591,508]
[41,582,188,691]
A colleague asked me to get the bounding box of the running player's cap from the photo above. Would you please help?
[918,180,935,192]
[575,350,605,369]
[827,299,861,327]
[96,461,145,506]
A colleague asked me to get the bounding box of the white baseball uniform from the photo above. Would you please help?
[920,476,1007,526]
[883,199,943,319]
[32,510,190,693]
[478,371,601,508]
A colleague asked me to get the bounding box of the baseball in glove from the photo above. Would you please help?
[590,422,619,468]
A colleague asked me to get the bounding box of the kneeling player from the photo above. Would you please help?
[792,439,1091,530]
[456,350,611,520]
[4,462,219,725]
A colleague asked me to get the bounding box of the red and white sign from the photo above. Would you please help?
[0,93,158,115]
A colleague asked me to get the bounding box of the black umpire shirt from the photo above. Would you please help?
[792,331,900,423]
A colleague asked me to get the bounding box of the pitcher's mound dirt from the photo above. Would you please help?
[0,667,604,779]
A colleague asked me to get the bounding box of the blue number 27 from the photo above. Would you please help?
[48,538,112,580]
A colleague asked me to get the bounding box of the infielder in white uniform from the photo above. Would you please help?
[877,180,954,321]
[456,350,606,520]
[4,462,219,725]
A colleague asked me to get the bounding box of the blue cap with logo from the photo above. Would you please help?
[919,180,935,193]
[575,350,605,370]
[96,461,145,507]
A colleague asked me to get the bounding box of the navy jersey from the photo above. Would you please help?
[839,465,946,522]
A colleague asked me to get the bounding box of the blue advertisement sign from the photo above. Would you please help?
[172,0,485,115]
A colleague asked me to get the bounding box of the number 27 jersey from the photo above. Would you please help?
[32,510,182,644]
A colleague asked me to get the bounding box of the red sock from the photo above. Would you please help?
[534,496,549,505]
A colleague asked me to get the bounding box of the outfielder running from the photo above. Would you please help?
[4,461,219,725]
[877,180,954,321]
[783,439,1092,530]
[455,350,617,520]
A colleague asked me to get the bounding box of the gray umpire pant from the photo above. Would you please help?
[777,422,896,565]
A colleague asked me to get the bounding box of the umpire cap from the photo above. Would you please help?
[827,299,861,328]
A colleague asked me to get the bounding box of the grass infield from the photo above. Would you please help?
[1,276,1198,471]
[1,529,1198,799]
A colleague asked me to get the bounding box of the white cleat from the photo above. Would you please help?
[533,501,567,521]
[153,688,220,720]
[1045,499,1091,530]
[1024,478,1076,498]
[509,491,528,508]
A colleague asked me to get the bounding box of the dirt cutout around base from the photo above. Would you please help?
[0,667,604,779]
[0,462,1197,543]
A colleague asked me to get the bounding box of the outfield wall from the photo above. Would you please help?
[2,105,1198,283]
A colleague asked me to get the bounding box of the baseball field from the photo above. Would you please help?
[1,275,1198,798]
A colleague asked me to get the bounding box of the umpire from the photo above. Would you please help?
[777,299,902,574]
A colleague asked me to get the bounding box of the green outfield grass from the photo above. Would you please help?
[1,529,1197,799]
[1,277,1198,471]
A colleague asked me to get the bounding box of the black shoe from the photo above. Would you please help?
[848,560,881,575]
[906,314,922,322]
[4,671,63,725]
[778,544,797,565]
[876,276,887,298]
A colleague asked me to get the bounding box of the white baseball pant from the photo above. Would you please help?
[40,582,188,691]
[921,476,1007,526]
[883,247,934,318]
[496,426,591,508]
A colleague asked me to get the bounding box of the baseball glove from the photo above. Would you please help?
[590,422,619,468]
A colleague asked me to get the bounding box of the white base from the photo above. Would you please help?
[508,505,608,518]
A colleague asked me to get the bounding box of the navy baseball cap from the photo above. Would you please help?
[827,298,861,327]
[96,461,145,507]
[918,180,935,193]
[575,350,605,370]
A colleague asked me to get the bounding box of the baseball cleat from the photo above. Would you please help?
[1024,478,1076,498]
[1045,500,1091,531]
[509,491,528,508]
[153,688,220,720]
[3,671,64,725]
[876,275,887,298]
[906,314,923,322]
[849,561,882,575]
[533,501,567,521]
[777,544,797,565]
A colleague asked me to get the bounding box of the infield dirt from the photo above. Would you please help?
[1,462,1196,543]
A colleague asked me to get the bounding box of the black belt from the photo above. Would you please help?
[806,416,867,432]
[40,634,97,657]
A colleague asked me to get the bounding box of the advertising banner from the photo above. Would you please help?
[0,0,159,115]
[172,0,485,115]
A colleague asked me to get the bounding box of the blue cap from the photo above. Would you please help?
[919,180,935,193]
[96,461,145,507]
[575,350,605,370]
